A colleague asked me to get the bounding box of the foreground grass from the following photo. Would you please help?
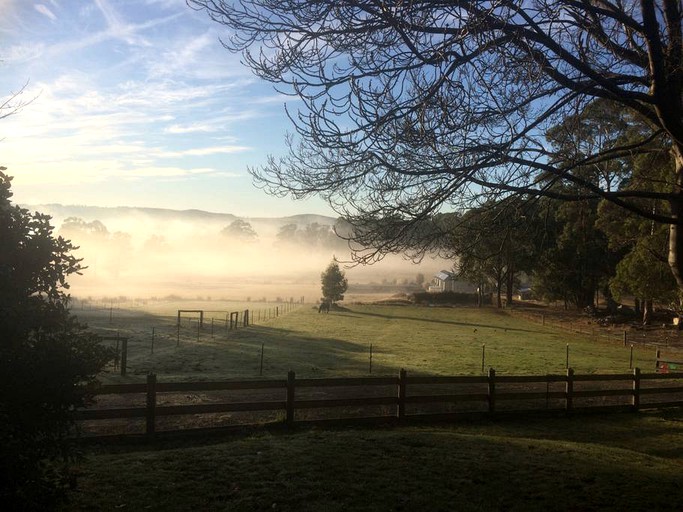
[88,304,655,382]
[66,409,683,511]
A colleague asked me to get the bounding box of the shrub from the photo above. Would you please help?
[0,171,113,510]
[411,291,487,305]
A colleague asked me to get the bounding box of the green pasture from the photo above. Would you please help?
[64,409,683,511]
[67,304,683,511]
[78,303,655,383]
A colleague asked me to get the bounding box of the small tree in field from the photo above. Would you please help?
[0,170,113,510]
[321,261,348,304]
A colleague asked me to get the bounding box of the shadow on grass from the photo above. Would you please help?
[106,321,402,381]
[229,324,401,377]
[475,408,683,460]
[69,410,683,512]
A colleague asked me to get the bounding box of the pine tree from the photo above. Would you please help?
[320,261,348,303]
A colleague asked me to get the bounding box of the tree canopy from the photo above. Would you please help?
[190,0,683,288]
[0,171,112,509]
[321,261,348,303]
[220,219,259,242]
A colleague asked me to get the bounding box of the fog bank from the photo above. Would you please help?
[29,205,449,301]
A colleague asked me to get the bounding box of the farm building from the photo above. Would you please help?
[429,270,477,293]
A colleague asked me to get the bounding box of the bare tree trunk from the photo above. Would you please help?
[496,274,503,308]
[505,266,514,308]
[642,299,653,325]
[668,150,683,292]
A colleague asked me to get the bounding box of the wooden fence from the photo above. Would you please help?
[76,368,683,437]
[511,308,683,348]
[656,349,683,372]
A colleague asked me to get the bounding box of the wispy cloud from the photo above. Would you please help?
[159,146,252,157]
[94,0,151,46]
[165,122,216,134]
[0,0,298,214]
[2,67,259,189]
[4,42,45,63]
[34,4,57,21]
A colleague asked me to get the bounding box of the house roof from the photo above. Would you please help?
[435,270,455,281]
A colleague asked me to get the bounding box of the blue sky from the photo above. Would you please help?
[0,0,335,217]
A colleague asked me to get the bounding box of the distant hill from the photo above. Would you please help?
[21,204,339,236]
[22,204,240,223]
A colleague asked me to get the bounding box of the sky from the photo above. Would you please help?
[0,0,335,218]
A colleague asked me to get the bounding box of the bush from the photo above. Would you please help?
[411,291,487,305]
[0,171,113,510]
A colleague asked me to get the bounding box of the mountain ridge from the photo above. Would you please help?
[20,203,339,227]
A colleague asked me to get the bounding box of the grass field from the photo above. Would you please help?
[64,303,683,511]
[65,409,683,511]
[78,302,656,383]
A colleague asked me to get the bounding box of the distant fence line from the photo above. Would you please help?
[76,368,683,437]
[510,308,683,349]
[99,303,299,376]
[100,331,658,381]
[73,299,302,329]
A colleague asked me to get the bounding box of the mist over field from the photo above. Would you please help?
[28,204,449,301]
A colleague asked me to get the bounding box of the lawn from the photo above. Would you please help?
[65,409,683,511]
[79,303,655,383]
[65,303,683,511]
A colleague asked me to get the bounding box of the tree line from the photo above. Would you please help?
[435,98,677,321]
[60,216,349,251]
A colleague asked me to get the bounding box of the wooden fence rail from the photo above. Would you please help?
[655,349,683,372]
[76,368,683,437]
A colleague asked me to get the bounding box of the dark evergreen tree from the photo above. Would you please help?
[0,171,113,510]
[320,261,348,303]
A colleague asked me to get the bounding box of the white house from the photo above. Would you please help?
[429,270,457,292]
[428,270,479,293]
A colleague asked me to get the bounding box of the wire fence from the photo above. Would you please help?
[510,308,683,349]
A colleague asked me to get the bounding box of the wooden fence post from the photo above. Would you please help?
[481,343,486,373]
[398,368,407,420]
[487,368,496,413]
[120,338,128,376]
[146,373,157,436]
[286,370,296,426]
[565,368,574,412]
[632,367,641,411]
[655,348,661,371]
[369,343,373,374]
